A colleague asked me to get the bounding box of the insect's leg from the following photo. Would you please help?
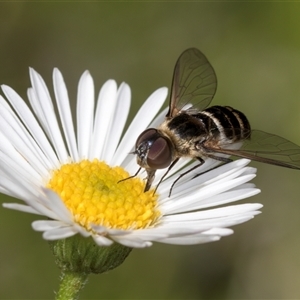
[168,157,205,197]
[206,153,233,163]
[118,167,141,184]
[192,154,232,179]
[152,158,180,195]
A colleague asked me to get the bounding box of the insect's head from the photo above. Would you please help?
[134,128,173,170]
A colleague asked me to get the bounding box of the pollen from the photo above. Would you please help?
[47,159,160,231]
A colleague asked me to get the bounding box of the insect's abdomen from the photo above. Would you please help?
[193,105,251,142]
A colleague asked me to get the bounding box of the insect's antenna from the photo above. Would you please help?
[118,167,141,184]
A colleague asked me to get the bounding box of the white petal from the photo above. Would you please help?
[73,223,91,237]
[110,229,169,241]
[0,132,42,185]
[157,234,221,245]
[3,203,40,214]
[1,85,60,168]
[111,87,167,167]
[43,226,77,240]
[202,228,234,236]
[29,68,69,163]
[180,187,260,213]
[162,169,257,214]
[159,159,252,199]
[161,213,260,232]
[101,83,131,163]
[53,68,79,161]
[76,71,94,159]
[92,225,130,236]
[90,80,118,159]
[164,203,263,222]
[32,220,66,231]
[111,235,152,248]
[92,235,114,246]
[148,106,169,128]
[0,162,58,219]
[41,188,73,222]
[0,96,51,176]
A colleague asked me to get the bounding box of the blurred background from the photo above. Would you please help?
[1,2,300,299]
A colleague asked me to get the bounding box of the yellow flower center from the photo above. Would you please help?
[47,159,160,231]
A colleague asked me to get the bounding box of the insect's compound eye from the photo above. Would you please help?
[147,137,172,169]
[136,128,157,147]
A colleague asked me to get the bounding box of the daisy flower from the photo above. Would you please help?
[0,68,262,250]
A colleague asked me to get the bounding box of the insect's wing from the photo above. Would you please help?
[213,130,300,169]
[167,48,218,118]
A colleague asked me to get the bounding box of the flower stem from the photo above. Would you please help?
[56,270,88,300]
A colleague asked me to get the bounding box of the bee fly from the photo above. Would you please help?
[130,48,300,196]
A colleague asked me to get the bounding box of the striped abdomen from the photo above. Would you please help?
[165,105,251,148]
[194,105,251,143]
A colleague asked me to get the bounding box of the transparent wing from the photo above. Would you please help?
[211,130,300,169]
[167,48,218,118]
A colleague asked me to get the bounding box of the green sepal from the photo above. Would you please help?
[49,234,132,274]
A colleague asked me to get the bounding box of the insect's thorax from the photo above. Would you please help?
[159,105,251,154]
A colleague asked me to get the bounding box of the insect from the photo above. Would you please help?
[133,48,300,196]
